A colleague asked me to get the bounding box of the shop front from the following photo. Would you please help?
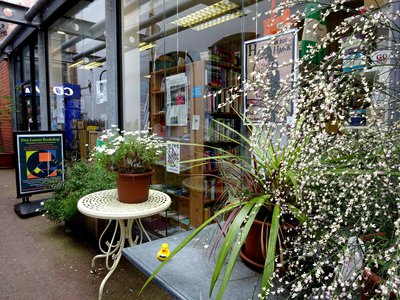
[2,0,291,226]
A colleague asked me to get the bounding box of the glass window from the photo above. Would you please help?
[48,0,109,159]
[121,1,255,230]
[15,41,42,131]
[22,46,30,82]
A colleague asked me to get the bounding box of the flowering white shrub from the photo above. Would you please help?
[240,1,400,299]
[91,126,165,174]
[143,1,400,299]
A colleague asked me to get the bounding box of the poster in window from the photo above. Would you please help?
[96,80,107,104]
[244,29,298,124]
[166,73,188,126]
[14,131,65,197]
[166,142,180,174]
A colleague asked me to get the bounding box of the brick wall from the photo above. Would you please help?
[0,60,14,153]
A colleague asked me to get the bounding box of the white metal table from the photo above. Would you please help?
[77,189,171,300]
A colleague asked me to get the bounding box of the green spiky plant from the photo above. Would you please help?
[141,115,309,299]
[142,0,400,298]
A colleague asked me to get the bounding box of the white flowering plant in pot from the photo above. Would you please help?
[91,126,165,203]
[142,0,400,298]
[92,126,165,174]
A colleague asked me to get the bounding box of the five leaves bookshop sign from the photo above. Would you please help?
[14,132,65,197]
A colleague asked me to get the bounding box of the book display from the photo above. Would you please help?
[148,50,242,232]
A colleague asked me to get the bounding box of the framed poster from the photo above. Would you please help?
[244,29,298,124]
[14,131,65,197]
[166,73,188,126]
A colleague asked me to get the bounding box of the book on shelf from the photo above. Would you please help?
[205,61,240,89]
[203,177,223,201]
[204,87,241,114]
[204,114,239,142]
[203,146,238,172]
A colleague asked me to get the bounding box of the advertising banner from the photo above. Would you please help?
[14,132,65,197]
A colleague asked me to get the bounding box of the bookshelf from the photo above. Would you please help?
[149,59,242,229]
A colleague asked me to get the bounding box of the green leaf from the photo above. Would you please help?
[214,195,267,299]
[288,204,307,224]
[209,200,255,295]
[140,200,244,295]
[261,204,281,294]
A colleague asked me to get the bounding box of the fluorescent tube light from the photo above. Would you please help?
[192,11,242,31]
[172,0,238,28]
[69,60,84,68]
[139,42,156,51]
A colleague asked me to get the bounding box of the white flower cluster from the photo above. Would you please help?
[238,0,400,298]
[91,126,165,174]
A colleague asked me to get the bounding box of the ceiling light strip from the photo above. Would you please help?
[172,0,238,28]
[192,11,242,31]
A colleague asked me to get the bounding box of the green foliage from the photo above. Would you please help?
[44,160,116,223]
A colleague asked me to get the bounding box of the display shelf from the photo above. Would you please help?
[151,65,186,76]
[150,59,242,228]
[151,90,165,95]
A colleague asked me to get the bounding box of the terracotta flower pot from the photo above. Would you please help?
[116,171,154,203]
[239,218,295,273]
[361,269,397,300]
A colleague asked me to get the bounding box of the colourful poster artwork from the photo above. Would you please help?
[15,132,64,197]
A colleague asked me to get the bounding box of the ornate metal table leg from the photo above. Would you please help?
[98,219,126,300]
[136,219,151,243]
[90,220,120,273]
[127,219,139,246]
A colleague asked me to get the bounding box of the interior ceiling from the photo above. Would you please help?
[0,0,259,58]
[52,0,258,64]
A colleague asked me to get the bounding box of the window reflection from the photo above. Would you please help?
[48,0,108,159]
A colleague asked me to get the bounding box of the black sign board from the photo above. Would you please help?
[14,131,65,198]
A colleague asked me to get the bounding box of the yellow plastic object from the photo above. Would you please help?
[157,243,170,261]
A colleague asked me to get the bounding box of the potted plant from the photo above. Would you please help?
[0,95,14,168]
[45,160,116,239]
[142,2,400,299]
[91,126,165,203]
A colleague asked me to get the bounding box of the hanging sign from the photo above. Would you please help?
[14,131,65,197]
